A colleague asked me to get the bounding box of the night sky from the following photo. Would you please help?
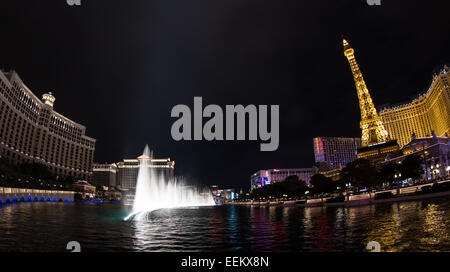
[1,0,449,190]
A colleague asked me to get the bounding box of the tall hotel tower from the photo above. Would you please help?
[313,137,361,170]
[343,38,399,162]
[0,70,96,180]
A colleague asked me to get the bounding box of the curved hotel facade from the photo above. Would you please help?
[0,70,96,180]
[380,65,450,148]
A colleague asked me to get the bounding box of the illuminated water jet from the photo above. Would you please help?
[124,145,215,221]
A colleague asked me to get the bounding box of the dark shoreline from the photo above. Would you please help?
[229,180,450,208]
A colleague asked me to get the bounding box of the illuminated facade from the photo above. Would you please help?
[313,137,361,170]
[312,164,342,182]
[92,163,117,187]
[116,155,175,190]
[383,134,449,180]
[0,70,96,180]
[355,140,400,163]
[343,38,389,147]
[379,65,450,148]
[251,168,312,190]
[210,186,236,203]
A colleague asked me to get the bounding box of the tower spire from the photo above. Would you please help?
[343,37,388,147]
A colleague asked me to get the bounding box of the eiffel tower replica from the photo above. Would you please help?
[343,37,399,163]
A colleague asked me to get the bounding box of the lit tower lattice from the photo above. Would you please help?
[343,38,389,147]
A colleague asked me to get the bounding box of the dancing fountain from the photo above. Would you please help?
[124,146,215,221]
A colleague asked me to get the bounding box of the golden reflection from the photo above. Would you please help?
[361,205,402,252]
[303,207,326,232]
[420,204,449,248]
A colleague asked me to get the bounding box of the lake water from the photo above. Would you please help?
[0,198,449,252]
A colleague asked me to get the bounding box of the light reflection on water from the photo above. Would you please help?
[0,198,449,252]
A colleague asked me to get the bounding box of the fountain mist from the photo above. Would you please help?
[124,145,215,221]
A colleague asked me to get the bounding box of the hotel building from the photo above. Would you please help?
[0,70,96,180]
[251,168,312,190]
[382,133,449,180]
[116,155,175,190]
[379,65,450,148]
[313,137,361,170]
[92,163,117,187]
[210,185,236,203]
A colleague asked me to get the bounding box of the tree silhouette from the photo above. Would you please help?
[377,163,400,186]
[341,159,378,190]
[249,175,308,199]
[401,154,423,180]
[310,174,334,195]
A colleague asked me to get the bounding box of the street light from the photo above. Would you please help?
[394,172,402,188]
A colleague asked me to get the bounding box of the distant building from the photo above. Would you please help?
[116,154,175,191]
[250,168,312,190]
[219,189,235,200]
[102,188,122,202]
[313,137,361,170]
[382,133,449,180]
[0,70,96,180]
[92,163,117,187]
[356,140,401,164]
[210,185,236,203]
[210,185,219,195]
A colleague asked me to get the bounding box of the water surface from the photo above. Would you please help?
[0,198,449,252]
